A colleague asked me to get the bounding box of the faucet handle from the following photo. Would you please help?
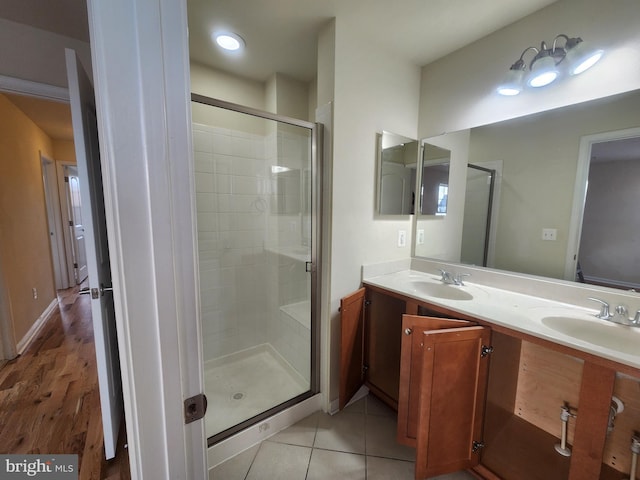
[454,273,471,286]
[588,297,611,319]
[437,269,450,282]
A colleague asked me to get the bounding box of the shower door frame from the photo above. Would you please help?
[190,93,322,446]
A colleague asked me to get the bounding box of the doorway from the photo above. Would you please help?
[461,163,498,267]
[569,130,640,289]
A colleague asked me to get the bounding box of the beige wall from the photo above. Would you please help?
[0,94,57,346]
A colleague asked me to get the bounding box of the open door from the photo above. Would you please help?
[397,315,477,446]
[412,322,491,480]
[339,288,366,410]
[65,48,123,460]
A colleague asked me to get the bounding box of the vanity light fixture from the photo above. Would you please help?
[497,34,603,96]
[213,31,245,52]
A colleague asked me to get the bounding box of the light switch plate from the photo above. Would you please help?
[417,229,425,245]
[398,230,407,247]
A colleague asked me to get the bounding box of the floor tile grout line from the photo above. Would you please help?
[242,441,262,480]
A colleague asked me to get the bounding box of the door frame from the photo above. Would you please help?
[40,153,69,289]
[57,162,81,285]
[565,126,640,281]
[88,0,207,477]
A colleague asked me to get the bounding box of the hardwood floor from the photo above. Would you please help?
[0,284,130,479]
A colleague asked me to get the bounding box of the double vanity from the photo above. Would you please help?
[340,259,640,480]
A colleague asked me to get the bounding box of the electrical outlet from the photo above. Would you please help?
[542,228,557,241]
[32,288,38,299]
[417,229,425,245]
[398,230,407,247]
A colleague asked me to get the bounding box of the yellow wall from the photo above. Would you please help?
[53,139,77,164]
[0,93,56,346]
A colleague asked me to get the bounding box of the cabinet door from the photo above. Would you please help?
[397,314,475,446]
[365,289,405,409]
[340,288,366,410]
[415,325,492,480]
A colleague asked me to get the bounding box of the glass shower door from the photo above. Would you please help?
[190,95,319,444]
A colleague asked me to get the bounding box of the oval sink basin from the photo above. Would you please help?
[409,281,474,301]
[541,316,640,356]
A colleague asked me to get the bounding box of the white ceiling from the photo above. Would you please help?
[1,0,556,141]
[6,0,637,166]
[0,0,89,42]
[187,0,558,82]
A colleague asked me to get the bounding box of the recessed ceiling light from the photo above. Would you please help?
[214,32,245,52]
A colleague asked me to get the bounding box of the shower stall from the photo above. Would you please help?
[190,95,321,445]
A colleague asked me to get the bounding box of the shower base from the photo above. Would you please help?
[204,343,308,438]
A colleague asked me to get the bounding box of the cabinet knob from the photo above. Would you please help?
[404,328,412,335]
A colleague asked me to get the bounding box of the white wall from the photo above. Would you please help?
[418,0,640,137]
[327,17,421,403]
[0,18,92,87]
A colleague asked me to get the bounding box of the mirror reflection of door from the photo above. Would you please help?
[461,164,496,267]
[577,135,640,289]
[64,165,88,284]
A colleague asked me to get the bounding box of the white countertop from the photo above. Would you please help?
[363,269,640,373]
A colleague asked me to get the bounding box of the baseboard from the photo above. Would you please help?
[16,298,58,354]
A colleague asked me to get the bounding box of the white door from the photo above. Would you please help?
[65,167,89,283]
[65,48,123,460]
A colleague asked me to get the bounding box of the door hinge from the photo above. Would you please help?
[472,440,485,453]
[64,176,69,183]
[305,261,313,273]
[481,345,494,357]
[362,364,369,375]
[364,300,372,307]
[73,262,78,268]
[69,220,74,226]
[184,393,208,424]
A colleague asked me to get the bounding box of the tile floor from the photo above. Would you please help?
[209,394,477,480]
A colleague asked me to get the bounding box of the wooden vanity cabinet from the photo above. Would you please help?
[341,286,640,480]
[340,286,406,410]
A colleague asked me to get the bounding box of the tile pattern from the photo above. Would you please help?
[210,394,477,480]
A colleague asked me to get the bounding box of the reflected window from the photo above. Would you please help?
[436,184,448,215]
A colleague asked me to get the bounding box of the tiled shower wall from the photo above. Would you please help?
[193,123,310,382]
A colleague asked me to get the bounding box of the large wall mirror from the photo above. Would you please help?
[376,131,419,215]
[414,89,640,290]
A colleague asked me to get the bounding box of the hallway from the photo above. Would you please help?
[0,285,129,479]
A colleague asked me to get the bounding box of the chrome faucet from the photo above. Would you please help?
[437,269,470,286]
[588,297,640,327]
